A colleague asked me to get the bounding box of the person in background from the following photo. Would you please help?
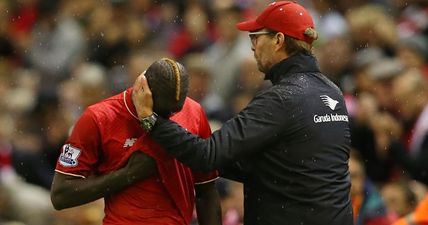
[381,181,417,220]
[378,69,428,185]
[50,58,221,225]
[349,151,392,225]
[393,194,428,225]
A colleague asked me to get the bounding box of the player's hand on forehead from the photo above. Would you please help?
[133,70,146,91]
[132,71,154,119]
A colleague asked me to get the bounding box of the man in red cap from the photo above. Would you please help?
[134,1,353,225]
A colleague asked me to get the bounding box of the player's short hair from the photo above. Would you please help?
[145,58,189,117]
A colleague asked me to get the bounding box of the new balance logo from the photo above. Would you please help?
[123,138,137,148]
[320,95,339,110]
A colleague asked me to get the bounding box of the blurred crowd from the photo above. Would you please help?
[0,0,427,225]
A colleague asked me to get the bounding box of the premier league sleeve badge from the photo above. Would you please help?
[59,144,81,167]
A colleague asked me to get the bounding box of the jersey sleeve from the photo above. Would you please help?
[192,107,219,185]
[55,109,101,178]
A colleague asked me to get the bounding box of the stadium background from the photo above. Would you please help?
[0,0,427,224]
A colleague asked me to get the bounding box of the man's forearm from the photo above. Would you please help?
[195,182,222,225]
[51,169,133,209]
[151,117,215,171]
[51,152,157,210]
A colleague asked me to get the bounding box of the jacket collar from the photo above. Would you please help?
[265,53,321,84]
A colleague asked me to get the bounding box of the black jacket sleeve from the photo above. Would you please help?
[150,90,290,172]
[218,161,251,182]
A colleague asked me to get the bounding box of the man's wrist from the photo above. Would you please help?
[139,112,158,132]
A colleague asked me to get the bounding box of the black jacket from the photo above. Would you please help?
[150,53,353,225]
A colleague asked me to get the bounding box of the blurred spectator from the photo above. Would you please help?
[73,62,109,108]
[387,69,428,185]
[205,5,252,102]
[351,47,385,95]
[184,54,214,103]
[2,68,40,116]
[220,180,244,225]
[11,121,54,189]
[85,3,130,68]
[0,1,16,62]
[393,194,428,225]
[396,34,428,79]
[35,95,71,174]
[316,35,353,86]
[367,57,404,112]
[138,1,181,50]
[346,4,398,53]
[347,54,407,183]
[310,0,348,42]
[126,52,160,83]
[381,180,417,220]
[7,0,38,61]
[349,93,396,183]
[1,122,54,225]
[28,0,85,92]
[183,53,226,120]
[396,0,428,38]
[1,175,54,225]
[349,151,392,225]
[233,56,267,97]
[168,1,216,60]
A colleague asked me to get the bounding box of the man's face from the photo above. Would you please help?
[250,29,276,73]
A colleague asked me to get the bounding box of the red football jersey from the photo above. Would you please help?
[55,88,218,225]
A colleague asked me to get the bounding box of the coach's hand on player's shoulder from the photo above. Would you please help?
[123,151,158,185]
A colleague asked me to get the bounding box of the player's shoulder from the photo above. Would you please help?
[181,97,204,113]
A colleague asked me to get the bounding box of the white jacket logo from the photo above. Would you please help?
[320,95,338,110]
[313,95,348,124]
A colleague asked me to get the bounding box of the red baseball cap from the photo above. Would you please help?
[236,1,316,44]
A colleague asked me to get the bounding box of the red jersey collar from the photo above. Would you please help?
[123,88,139,120]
